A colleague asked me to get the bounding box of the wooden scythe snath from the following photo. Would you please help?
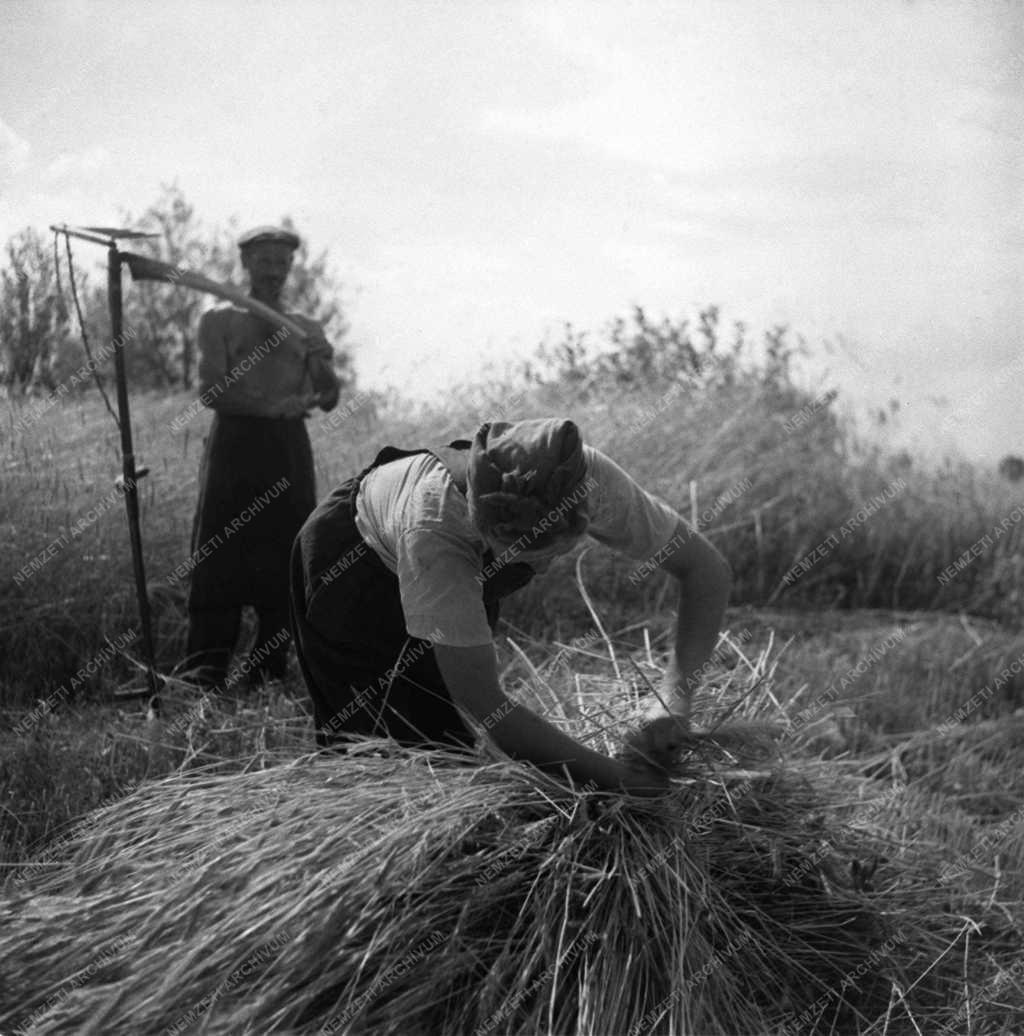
[50,225,320,715]
[51,224,164,712]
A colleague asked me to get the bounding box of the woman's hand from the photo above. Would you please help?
[435,644,677,796]
[614,756,673,797]
[622,711,692,775]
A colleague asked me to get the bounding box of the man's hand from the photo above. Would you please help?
[312,384,341,412]
[306,338,333,360]
[301,326,340,412]
[298,321,333,359]
[273,393,318,419]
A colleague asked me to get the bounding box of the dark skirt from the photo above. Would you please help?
[289,473,476,749]
[189,414,316,611]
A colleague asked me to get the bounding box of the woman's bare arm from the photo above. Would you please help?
[626,519,732,769]
[657,519,733,723]
[433,642,664,794]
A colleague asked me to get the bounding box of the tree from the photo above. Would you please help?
[523,304,799,398]
[120,185,353,390]
[0,228,76,395]
[120,184,236,389]
[0,187,353,395]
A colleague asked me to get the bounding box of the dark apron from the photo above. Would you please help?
[189,413,316,611]
[289,441,535,748]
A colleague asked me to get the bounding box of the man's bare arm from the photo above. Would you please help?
[291,316,341,412]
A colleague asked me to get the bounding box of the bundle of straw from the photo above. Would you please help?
[0,729,980,1036]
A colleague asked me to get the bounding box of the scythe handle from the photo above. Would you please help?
[109,245,162,713]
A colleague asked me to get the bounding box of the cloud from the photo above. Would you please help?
[0,117,30,178]
[483,0,1015,194]
[42,146,111,184]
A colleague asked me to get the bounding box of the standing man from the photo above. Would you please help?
[290,418,732,794]
[185,225,341,689]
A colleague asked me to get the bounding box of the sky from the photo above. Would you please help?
[1,0,1022,462]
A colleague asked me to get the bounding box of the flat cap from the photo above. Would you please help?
[238,225,300,251]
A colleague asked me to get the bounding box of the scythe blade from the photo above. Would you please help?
[81,226,160,240]
[121,252,312,342]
